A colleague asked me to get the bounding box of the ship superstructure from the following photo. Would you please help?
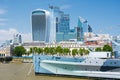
[33,41,120,79]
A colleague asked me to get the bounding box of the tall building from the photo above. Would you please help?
[60,14,69,33]
[13,34,22,44]
[77,16,92,41]
[49,6,70,42]
[32,9,50,42]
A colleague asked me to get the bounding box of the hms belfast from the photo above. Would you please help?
[34,52,120,79]
[33,41,120,79]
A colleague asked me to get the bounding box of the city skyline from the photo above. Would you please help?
[0,0,120,44]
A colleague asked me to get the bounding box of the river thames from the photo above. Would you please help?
[0,62,98,80]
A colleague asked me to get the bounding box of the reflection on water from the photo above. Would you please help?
[0,63,94,80]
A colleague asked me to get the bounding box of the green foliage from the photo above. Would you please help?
[49,47,56,55]
[78,48,89,56]
[44,47,50,55]
[13,46,26,57]
[95,47,102,52]
[37,48,43,54]
[29,47,33,54]
[103,44,113,53]
[56,46,63,55]
[78,48,83,56]
[63,48,71,55]
[84,49,89,55]
[72,49,78,57]
[33,47,38,53]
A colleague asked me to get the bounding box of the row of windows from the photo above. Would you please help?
[46,45,84,47]
[0,54,5,57]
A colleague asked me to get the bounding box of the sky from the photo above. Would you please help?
[0,0,120,44]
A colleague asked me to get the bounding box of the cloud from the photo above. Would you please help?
[21,33,32,42]
[0,28,18,41]
[0,28,32,44]
[0,9,7,15]
[0,18,7,26]
[60,5,71,10]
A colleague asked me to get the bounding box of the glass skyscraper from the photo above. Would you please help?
[77,16,92,41]
[49,6,70,42]
[32,9,50,42]
[59,14,69,33]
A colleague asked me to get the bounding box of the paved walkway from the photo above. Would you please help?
[0,63,91,80]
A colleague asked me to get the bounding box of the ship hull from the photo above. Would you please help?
[33,55,120,79]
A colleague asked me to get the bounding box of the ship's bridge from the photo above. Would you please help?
[88,52,111,59]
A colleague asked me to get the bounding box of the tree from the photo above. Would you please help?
[56,46,63,56]
[72,49,78,57]
[44,47,50,55]
[95,47,102,52]
[13,46,26,57]
[37,48,43,54]
[103,44,113,53]
[82,48,86,55]
[78,48,83,56]
[49,47,56,55]
[63,48,70,55]
[29,47,33,54]
[84,49,89,55]
[33,47,38,54]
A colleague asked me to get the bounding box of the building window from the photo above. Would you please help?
[107,53,109,57]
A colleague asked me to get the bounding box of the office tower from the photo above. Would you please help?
[32,9,50,42]
[49,6,70,42]
[49,6,59,43]
[77,16,92,41]
[13,34,22,44]
[60,14,69,33]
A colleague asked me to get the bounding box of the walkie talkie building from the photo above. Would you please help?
[32,9,50,42]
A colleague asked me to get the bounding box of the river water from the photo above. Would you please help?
[0,63,96,80]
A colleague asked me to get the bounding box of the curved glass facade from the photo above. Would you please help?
[32,9,50,42]
[32,11,45,15]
